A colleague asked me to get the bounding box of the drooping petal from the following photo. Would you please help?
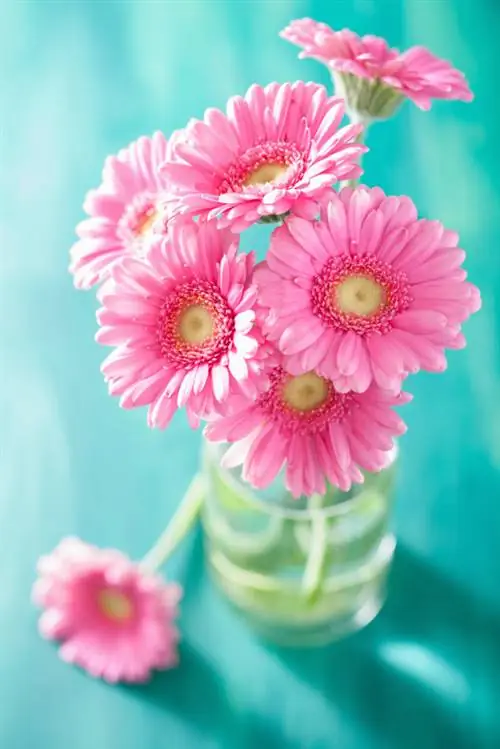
[280,19,473,112]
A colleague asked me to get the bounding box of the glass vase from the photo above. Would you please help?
[201,439,397,647]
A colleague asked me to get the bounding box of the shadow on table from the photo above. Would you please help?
[269,544,500,749]
[124,532,499,749]
[124,526,301,749]
[128,640,302,749]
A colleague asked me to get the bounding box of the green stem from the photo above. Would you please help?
[340,125,367,189]
[302,493,328,602]
[140,474,205,572]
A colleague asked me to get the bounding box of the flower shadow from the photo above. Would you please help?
[267,544,500,749]
[123,525,302,749]
[124,641,302,749]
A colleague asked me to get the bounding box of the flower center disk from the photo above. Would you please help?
[312,256,411,336]
[335,275,385,317]
[117,192,160,257]
[133,206,158,237]
[157,280,235,368]
[243,162,288,187]
[98,589,134,621]
[218,142,305,194]
[258,367,352,436]
[282,372,329,412]
[177,304,214,345]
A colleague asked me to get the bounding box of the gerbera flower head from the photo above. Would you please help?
[70,131,171,289]
[257,187,480,393]
[32,537,181,683]
[205,357,410,498]
[160,82,366,233]
[96,219,267,428]
[280,19,473,117]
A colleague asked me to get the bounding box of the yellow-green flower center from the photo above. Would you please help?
[135,209,158,236]
[243,162,288,187]
[282,372,329,413]
[177,304,215,345]
[335,275,385,317]
[98,589,134,621]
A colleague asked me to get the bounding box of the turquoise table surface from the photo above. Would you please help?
[1,0,499,747]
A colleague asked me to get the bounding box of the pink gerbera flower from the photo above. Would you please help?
[97,220,266,428]
[257,187,481,393]
[70,132,171,289]
[160,82,366,233]
[281,19,473,116]
[205,359,410,498]
[32,537,181,683]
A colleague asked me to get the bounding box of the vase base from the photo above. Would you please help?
[246,591,386,647]
[206,534,395,648]
[212,578,386,648]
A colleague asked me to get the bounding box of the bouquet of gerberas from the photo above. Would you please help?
[33,19,480,683]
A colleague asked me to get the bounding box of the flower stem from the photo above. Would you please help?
[140,474,205,572]
[302,493,328,602]
[340,125,367,189]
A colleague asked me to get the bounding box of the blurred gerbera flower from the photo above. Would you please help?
[205,360,409,498]
[281,19,473,117]
[256,187,481,393]
[69,132,171,289]
[160,82,366,232]
[97,220,266,428]
[33,537,181,683]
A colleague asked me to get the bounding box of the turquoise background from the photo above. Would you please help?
[1,0,499,747]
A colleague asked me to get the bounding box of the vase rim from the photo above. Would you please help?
[203,439,398,519]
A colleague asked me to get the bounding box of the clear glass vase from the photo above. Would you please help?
[202,440,397,647]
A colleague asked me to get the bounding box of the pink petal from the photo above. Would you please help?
[286,216,325,258]
[407,250,466,283]
[193,364,209,395]
[130,372,167,406]
[234,333,258,357]
[327,422,352,471]
[244,424,286,488]
[377,227,409,265]
[235,310,255,333]
[279,319,324,355]
[177,368,198,407]
[394,310,447,334]
[148,390,177,429]
[358,209,385,256]
[165,369,185,398]
[298,330,334,371]
[390,329,447,373]
[336,331,362,376]
[347,339,372,393]
[39,609,67,640]
[366,335,405,391]
[228,351,248,381]
[221,434,254,469]
[212,365,230,402]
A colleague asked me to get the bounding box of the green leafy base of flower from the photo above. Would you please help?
[258,211,290,225]
[333,72,405,123]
